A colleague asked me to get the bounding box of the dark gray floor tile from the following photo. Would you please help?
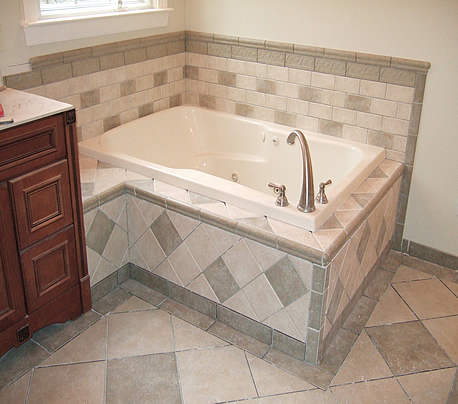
[208,321,270,359]
[318,328,358,375]
[364,268,395,301]
[32,310,101,353]
[92,287,132,315]
[447,368,458,404]
[0,340,49,390]
[159,298,215,330]
[366,321,454,375]
[120,279,167,306]
[264,348,334,390]
[106,353,181,403]
[380,249,403,272]
[343,295,378,334]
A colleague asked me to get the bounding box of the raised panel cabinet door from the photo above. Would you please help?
[0,183,27,331]
[20,227,79,313]
[9,160,73,250]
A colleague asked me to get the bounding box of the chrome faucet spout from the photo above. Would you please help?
[287,130,315,213]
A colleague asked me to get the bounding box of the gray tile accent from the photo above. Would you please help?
[32,310,101,352]
[217,306,272,345]
[151,211,183,256]
[265,257,308,307]
[272,330,306,361]
[86,210,116,256]
[204,257,239,303]
[106,353,181,403]
[169,282,217,319]
[0,341,50,391]
[207,321,270,358]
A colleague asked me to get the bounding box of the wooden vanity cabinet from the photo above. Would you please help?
[0,110,91,357]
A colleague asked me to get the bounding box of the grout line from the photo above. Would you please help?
[103,313,109,404]
[169,313,185,404]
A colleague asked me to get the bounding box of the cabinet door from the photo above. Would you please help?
[10,160,73,250]
[21,227,79,313]
[0,183,27,330]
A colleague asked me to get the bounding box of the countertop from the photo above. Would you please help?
[0,87,73,131]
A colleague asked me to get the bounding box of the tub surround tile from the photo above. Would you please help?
[81,144,404,363]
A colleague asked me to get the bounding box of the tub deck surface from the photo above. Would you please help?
[81,155,404,266]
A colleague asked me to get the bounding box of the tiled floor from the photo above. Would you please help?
[0,254,457,403]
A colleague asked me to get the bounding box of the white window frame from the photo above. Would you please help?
[21,0,171,46]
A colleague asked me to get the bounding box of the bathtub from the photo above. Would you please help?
[79,106,385,231]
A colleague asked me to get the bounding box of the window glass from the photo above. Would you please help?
[39,0,152,19]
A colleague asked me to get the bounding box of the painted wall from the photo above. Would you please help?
[0,0,456,256]
[185,0,458,256]
[0,0,186,77]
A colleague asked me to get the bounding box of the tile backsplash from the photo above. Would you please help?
[3,30,430,251]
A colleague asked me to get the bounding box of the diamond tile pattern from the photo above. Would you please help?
[82,156,403,348]
[129,196,313,340]
[84,196,129,286]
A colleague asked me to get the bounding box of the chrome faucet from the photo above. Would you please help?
[287,130,315,213]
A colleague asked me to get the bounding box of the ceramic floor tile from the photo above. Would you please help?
[92,287,132,315]
[39,317,107,366]
[331,377,410,403]
[27,362,105,404]
[106,353,181,403]
[0,340,50,390]
[246,352,315,396]
[172,316,228,351]
[112,295,155,313]
[391,264,435,283]
[366,286,417,327]
[393,279,458,319]
[423,315,458,364]
[31,310,101,352]
[442,279,458,297]
[107,309,174,359]
[0,371,30,404]
[176,345,257,403]
[366,321,454,375]
[397,367,456,404]
[259,388,337,403]
[331,331,393,386]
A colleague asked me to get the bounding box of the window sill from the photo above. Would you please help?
[22,8,173,46]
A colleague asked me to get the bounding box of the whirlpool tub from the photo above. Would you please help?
[79,106,385,231]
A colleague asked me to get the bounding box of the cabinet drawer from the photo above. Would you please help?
[10,160,73,249]
[21,226,79,313]
[0,114,66,178]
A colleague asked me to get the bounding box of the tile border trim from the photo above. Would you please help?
[83,162,404,266]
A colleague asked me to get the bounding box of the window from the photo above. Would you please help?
[39,0,157,20]
[21,0,171,46]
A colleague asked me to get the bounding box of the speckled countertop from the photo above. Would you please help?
[0,88,73,130]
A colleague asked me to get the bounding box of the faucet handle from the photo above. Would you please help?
[268,182,289,207]
[315,179,332,204]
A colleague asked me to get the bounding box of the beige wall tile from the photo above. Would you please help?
[356,112,383,130]
[370,98,398,117]
[335,76,360,94]
[267,65,289,82]
[360,80,386,98]
[288,68,312,86]
[382,117,409,136]
[246,90,266,106]
[333,108,357,125]
[266,94,287,110]
[386,84,414,103]
[342,125,367,143]
[311,72,336,90]
[321,90,345,107]
[397,103,412,120]
[297,115,319,132]
[309,102,332,120]
[287,98,309,115]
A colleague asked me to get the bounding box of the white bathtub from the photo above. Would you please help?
[79,106,385,231]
